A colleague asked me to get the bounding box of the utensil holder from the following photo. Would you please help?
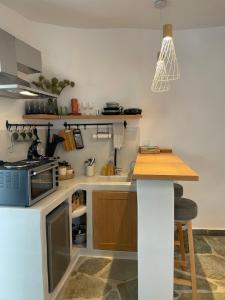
[85,164,95,177]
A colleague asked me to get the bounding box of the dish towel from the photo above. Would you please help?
[113,123,124,149]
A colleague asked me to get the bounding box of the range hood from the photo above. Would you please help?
[0,29,56,99]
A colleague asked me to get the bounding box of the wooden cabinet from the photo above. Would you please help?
[92,191,137,251]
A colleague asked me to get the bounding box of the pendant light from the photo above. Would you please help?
[158,24,180,81]
[151,0,180,93]
[151,52,170,93]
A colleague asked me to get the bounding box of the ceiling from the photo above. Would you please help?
[1,0,225,30]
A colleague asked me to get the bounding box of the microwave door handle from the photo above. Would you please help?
[31,166,55,176]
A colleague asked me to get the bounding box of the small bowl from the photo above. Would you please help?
[67,168,74,175]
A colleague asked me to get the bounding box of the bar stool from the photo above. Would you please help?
[174,197,198,300]
[174,183,183,199]
[173,183,186,270]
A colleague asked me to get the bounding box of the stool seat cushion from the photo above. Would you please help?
[174,183,183,198]
[175,198,198,221]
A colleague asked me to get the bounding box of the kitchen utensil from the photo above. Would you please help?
[113,123,124,149]
[45,130,65,157]
[159,147,173,153]
[123,108,142,115]
[59,129,76,151]
[92,133,112,139]
[106,102,120,108]
[102,105,123,115]
[50,134,65,157]
[73,129,84,149]
[73,232,86,245]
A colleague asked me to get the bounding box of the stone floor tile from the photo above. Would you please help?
[195,255,225,280]
[104,289,121,300]
[100,259,137,282]
[194,236,212,254]
[58,273,111,299]
[74,257,111,276]
[118,279,138,300]
[179,293,225,300]
[174,270,217,291]
[206,236,225,257]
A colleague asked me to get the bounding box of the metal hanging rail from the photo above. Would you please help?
[63,121,127,129]
[6,120,53,130]
[6,120,127,131]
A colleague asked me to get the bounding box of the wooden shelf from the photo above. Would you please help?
[61,114,142,120]
[23,114,143,120]
[71,205,87,219]
[23,114,60,120]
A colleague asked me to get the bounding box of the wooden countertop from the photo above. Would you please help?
[133,153,199,181]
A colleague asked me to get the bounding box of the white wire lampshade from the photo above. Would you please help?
[159,24,180,81]
[151,53,170,93]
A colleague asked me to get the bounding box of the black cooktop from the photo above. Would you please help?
[1,158,54,170]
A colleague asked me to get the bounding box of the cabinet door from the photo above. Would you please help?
[92,191,137,251]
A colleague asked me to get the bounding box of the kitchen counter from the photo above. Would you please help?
[0,175,135,300]
[134,152,199,300]
[133,153,199,180]
[33,175,134,215]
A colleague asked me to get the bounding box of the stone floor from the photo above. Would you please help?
[56,235,225,300]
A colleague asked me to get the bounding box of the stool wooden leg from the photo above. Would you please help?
[187,220,197,300]
[176,222,186,271]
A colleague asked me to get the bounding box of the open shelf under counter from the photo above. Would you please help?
[72,243,86,249]
[71,205,87,219]
[23,114,143,120]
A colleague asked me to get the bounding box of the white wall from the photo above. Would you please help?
[0,3,224,229]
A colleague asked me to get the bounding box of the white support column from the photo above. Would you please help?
[137,180,174,300]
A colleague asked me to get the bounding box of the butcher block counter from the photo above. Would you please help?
[134,152,199,300]
[133,153,199,181]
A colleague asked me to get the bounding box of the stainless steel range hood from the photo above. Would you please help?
[0,29,57,99]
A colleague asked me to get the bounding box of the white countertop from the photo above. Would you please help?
[31,175,136,214]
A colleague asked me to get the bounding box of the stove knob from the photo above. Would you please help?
[56,176,59,181]
[56,171,59,175]
[56,181,59,187]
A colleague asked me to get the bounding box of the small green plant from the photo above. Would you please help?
[32,75,75,95]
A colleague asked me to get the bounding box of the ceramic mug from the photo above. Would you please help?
[12,129,24,142]
[25,129,33,141]
[11,130,20,141]
[19,129,26,141]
